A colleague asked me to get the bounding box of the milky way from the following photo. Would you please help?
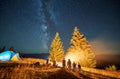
[0,0,120,54]
[34,0,56,50]
[0,0,56,53]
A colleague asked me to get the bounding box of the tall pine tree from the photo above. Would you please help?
[67,27,96,67]
[49,32,65,62]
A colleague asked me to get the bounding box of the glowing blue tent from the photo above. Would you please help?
[0,50,20,61]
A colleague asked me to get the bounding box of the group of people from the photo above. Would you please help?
[46,58,81,71]
[62,59,81,71]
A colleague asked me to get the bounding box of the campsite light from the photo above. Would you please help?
[65,51,85,64]
[57,62,62,67]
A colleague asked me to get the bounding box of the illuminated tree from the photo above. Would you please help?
[67,27,96,67]
[49,32,65,62]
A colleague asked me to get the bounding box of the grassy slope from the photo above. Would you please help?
[0,58,120,79]
[0,58,80,79]
[82,67,120,78]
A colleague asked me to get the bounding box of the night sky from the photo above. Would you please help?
[0,0,120,54]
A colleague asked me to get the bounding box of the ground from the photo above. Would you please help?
[0,58,120,79]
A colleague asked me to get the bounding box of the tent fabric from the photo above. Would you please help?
[0,50,20,61]
[10,52,16,59]
[11,53,20,61]
[0,51,12,61]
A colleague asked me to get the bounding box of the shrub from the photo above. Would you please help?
[105,65,117,71]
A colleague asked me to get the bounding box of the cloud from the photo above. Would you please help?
[89,36,120,55]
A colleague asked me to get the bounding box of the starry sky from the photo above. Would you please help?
[0,0,120,54]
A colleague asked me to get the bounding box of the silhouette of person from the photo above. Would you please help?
[53,59,56,67]
[62,58,66,68]
[72,61,76,71]
[67,59,71,69]
[46,59,49,65]
[78,63,81,71]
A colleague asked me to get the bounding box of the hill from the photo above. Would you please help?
[0,58,80,79]
[21,53,120,69]
[0,58,120,79]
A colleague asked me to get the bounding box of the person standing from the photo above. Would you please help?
[46,59,49,65]
[67,59,71,70]
[62,58,66,68]
[72,61,76,71]
[78,63,81,71]
[53,59,56,67]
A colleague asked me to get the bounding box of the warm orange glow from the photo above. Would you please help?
[65,50,85,63]
[56,62,62,67]
[54,50,85,67]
